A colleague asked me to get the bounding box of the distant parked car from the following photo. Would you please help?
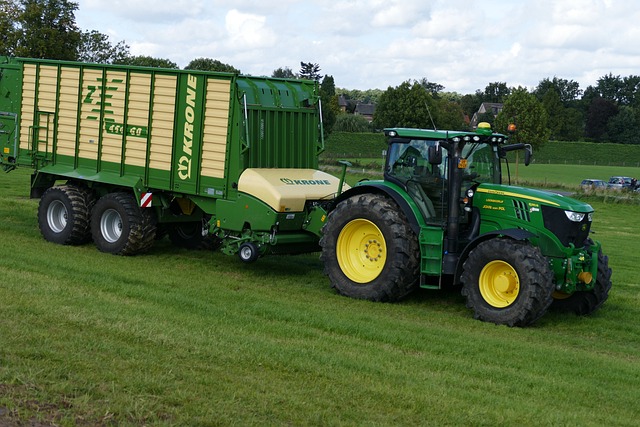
[580,179,607,190]
[607,176,633,190]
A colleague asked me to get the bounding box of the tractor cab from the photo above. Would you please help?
[383,124,510,225]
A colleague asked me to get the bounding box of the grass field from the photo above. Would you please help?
[323,157,640,192]
[1,168,640,426]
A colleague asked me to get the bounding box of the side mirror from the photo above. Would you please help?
[524,144,532,166]
[428,144,442,165]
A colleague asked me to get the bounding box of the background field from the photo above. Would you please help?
[322,132,640,190]
[322,132,640,165]
[1,153,640,425]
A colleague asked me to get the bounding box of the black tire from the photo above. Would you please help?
[460,239,554,327]
[73,183,97,243]
[320,193,419,302]
[238,242,260,263]
[167,221,221,250]
[551,241,612,315]
[90,192,156,255]
[37,185,92,245]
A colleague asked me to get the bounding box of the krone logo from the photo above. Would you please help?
[280,178,332,185]
[178,74,198,180]
[178,156,191,180]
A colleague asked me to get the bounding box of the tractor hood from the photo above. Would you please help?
[475,184,594,213]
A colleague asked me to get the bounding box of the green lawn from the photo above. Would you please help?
[510,162,640,189]
[1,168,639,426]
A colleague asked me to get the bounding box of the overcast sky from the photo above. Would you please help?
[74,0,640,94]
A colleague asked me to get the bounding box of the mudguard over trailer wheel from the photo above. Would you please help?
[460,239,555,327]
[551,239,612,315]
[320,193,420,302]
[38,185,93,245]
[91,192,156,256]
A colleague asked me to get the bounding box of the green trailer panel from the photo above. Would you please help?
[0,58,321,202]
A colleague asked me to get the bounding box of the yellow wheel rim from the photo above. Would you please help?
[479,260,520,308]
[336,219,386,283]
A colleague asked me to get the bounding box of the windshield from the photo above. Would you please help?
[386,139,500,185]
[461,141,501,184]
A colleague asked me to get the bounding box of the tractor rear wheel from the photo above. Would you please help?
[551,240,612,315]
[461,239,554,326]
[91,192,156,255]
[38,185,92,245]
[320,194,419,302]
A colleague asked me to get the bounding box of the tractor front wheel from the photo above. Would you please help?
[461,239,554,326]
[320,193,419,302]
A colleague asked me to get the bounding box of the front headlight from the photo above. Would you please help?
[564,210,585,222]
[588,212,593,222]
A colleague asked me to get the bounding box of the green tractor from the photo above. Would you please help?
[320,124,612,326]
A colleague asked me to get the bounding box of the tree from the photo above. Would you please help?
[78,30,129,64]
[495,87,550,149]
[373,81,435,129]
[460,92,482,118]
[619,75,640,106]
[606,106,640,144]
[590,73,624,103]
[535,77,582,104]
[332,114,372,132]
[336,88,383,105]
[16,0,81,60]
[319,75,339,134]
[299,61,322,81]
[560,107,584,141]
[482,82,510,103]
[584,97,618,141]
[272,66,296,78]
[417,77,444,97]
[185,58,239,73]
[541,90,565,140]
[540,89,585,141]
[0,0,20,56]
[115,55,178,69]
[435,98,467,130]
[476,111,497,127]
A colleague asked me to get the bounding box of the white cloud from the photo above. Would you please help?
[73,0,640,93]
[224,9,277,50]
[371,0,431,28]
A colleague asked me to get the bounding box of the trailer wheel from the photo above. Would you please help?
[461,239,554,327]
[168,221,220,250]
[38,185,92,245]
[320,193,419,302]
[551,240,612,315]
[91,192,156,255]
[238,242,260,263]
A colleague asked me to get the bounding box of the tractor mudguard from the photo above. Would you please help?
[454,228,537,284]
[334,182,424,235]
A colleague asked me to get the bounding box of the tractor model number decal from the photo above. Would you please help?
[482,198,505,212]
[177,74,198,181]
[83,76,149,138]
